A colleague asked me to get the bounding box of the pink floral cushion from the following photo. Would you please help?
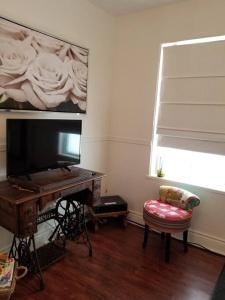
[144,200,192,221]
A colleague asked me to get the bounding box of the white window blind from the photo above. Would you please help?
[157,40,225,155]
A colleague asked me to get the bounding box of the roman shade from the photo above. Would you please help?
[157,40,225,155]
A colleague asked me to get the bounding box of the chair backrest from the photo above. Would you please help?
[159,186,200,210]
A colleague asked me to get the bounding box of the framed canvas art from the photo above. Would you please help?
[0,17,89,113]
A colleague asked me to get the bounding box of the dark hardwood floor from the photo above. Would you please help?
[12,223,224,300]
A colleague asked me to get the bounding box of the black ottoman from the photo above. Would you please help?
[90,195,128,231]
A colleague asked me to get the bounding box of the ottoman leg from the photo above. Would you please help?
[165,233,171,263]
[143,224,149,248]
[183,230,188,252]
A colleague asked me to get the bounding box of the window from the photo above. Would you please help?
[58,132,80,159]
[151,35,225,192]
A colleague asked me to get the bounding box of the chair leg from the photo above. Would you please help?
[143,224,149,248]
[183,230,188,253]
[161,232,165,240]
[165,233,171,263]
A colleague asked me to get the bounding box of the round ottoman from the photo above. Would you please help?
[142,186,200,262]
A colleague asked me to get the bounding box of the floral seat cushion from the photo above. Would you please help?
[144,200,192,221]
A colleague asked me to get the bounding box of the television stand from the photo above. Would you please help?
[60,165,72,172]
[0,167,104,290]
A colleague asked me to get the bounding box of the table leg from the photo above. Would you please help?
[9,234,45,290]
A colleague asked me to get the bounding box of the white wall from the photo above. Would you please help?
[0,0,115,251]
[108,0,225,255]
[1,0,225,256]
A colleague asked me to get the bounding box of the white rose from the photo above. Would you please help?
[0,38,36,102]
[31,32,70,61]
[69,45,88,65]
[32,34,89,66]
[0,39,36,78]
[5,53,73,110]
[68,60,88,110]
[0,19,31,41]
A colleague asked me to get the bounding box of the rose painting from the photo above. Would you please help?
[0,17,88,113]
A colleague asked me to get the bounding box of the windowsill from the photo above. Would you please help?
[146,174,225,196]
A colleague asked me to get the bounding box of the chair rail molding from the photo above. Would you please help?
[0,136,151,149]
[109,136,150,146]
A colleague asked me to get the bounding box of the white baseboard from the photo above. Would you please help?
[187,230,225,256]
[128,210,144,225]
[127,210,225,256]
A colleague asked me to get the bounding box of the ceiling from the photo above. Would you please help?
[88,0,185,16]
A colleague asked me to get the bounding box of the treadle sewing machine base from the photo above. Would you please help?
[0,167,104,290]
[34,242,66,271]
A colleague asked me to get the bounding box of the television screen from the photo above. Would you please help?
[7,119,82,177]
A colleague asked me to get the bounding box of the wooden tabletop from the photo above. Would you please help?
[0,167,104,205]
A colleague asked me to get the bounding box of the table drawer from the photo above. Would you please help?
[19,201,37,218]
[0,209,17,234]
[19,216,37,237]
[61,182,92,198]
[38,192,61,210]
[18,202,37,236]
[0,197,16,215]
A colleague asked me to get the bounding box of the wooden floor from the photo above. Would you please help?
[12,223,224,300]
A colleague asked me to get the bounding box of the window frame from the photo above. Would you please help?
[150,35,225,193]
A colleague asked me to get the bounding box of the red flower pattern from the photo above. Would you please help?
[144,200,192,221]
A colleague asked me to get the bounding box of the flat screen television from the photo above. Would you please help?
[7,119,82,177]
